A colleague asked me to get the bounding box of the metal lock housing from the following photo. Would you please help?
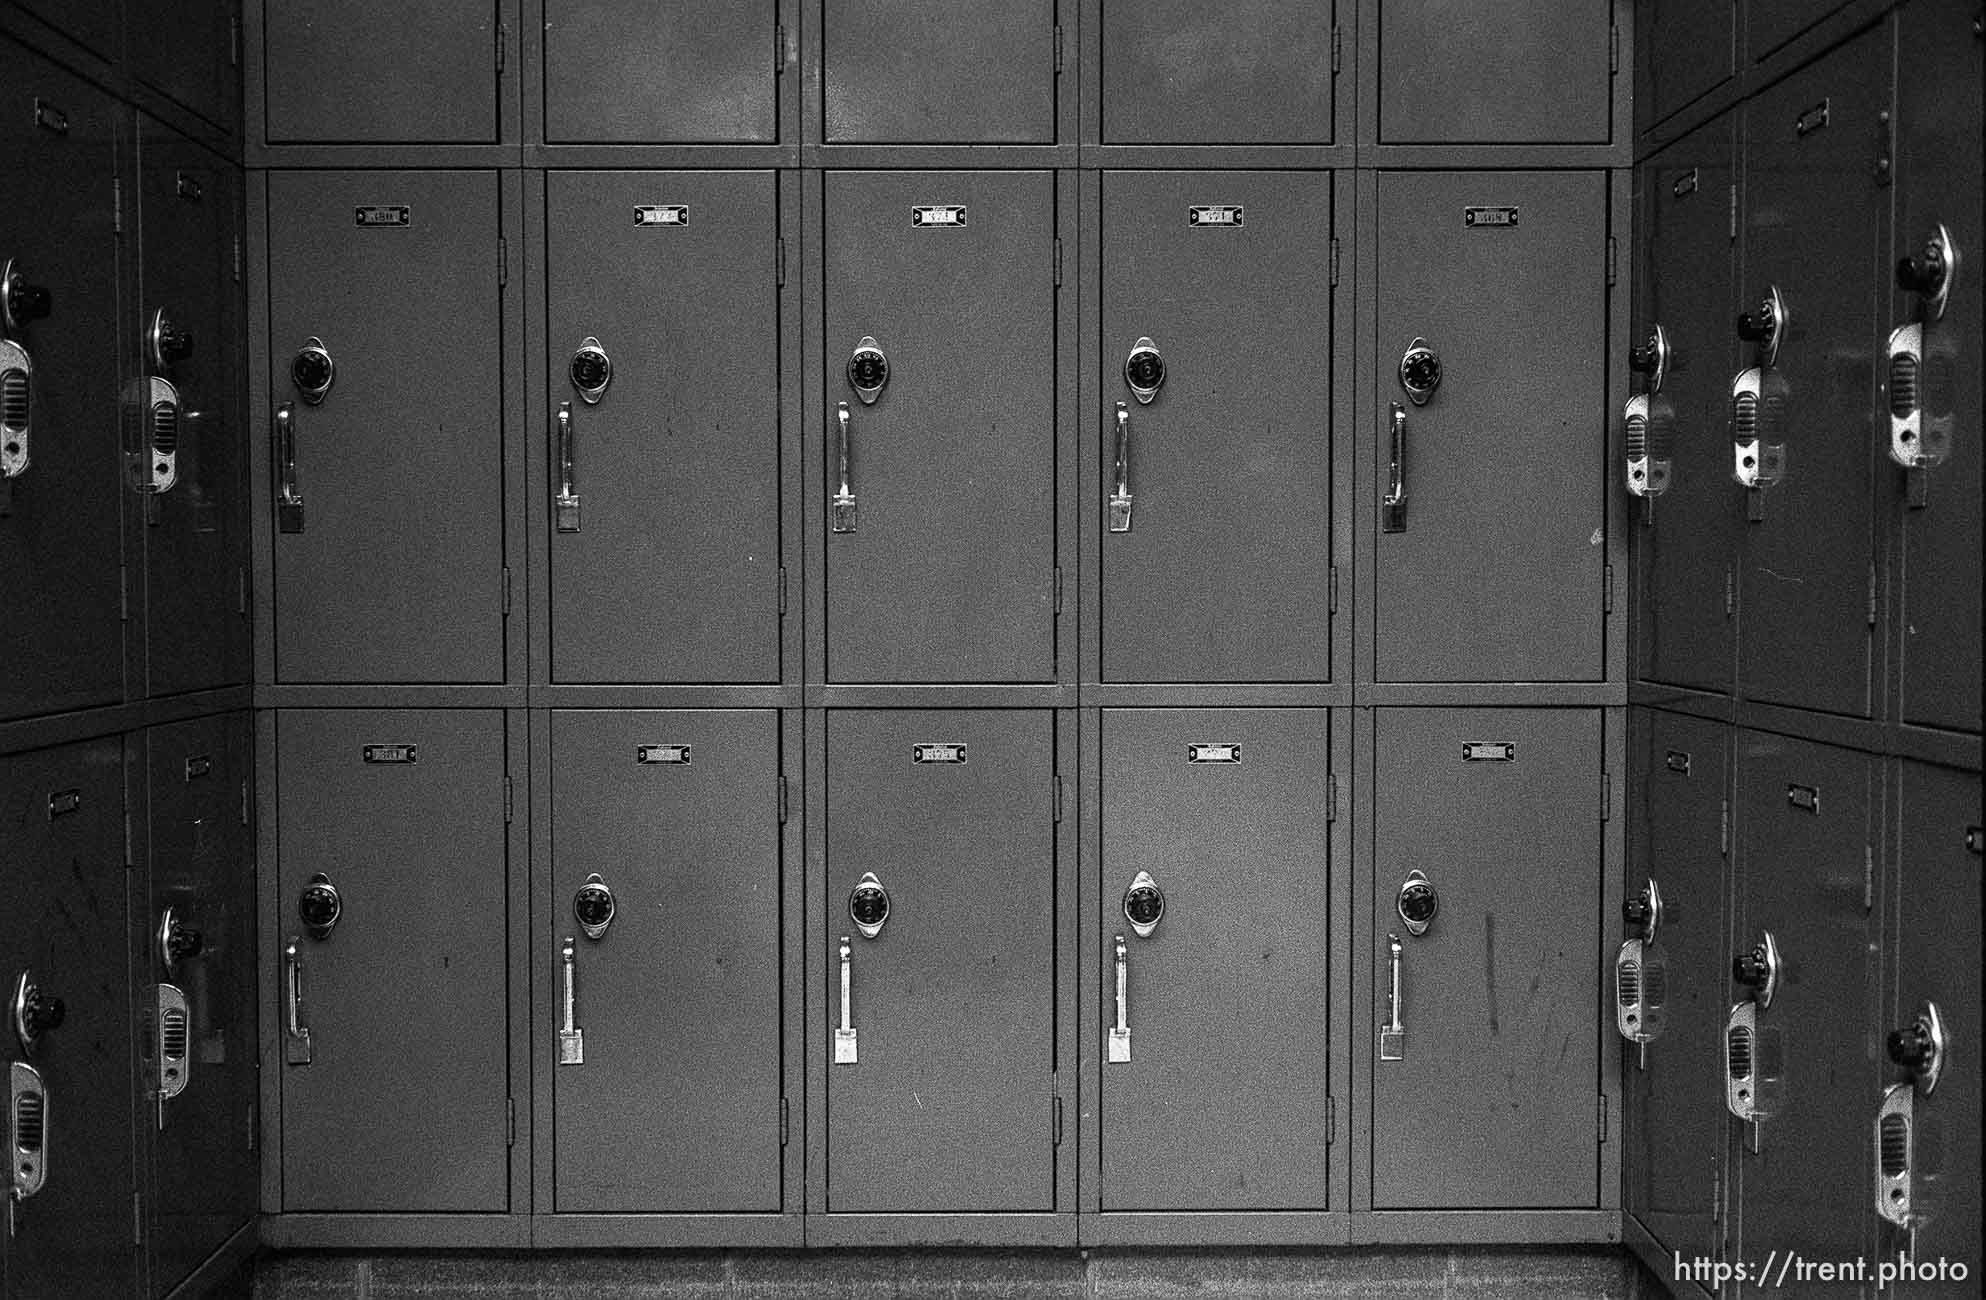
[10,971,64,1055]
[847,336,889,404]
[156,905,204,974]
[1875,1082,1917,1227]
[1726,999,1761,1122]
[147,307,193,373]
[1615,936,1668,1047]
[1396,870,1438,937]
[1123,337,1165,403]
[1624,877,1663,944]
[1887,1001,1947,1095]
[1736,285,1787,366]
[574,874,616,940]
[1628,323,1671,393]
[1622,394,1671,500]
[1122,871,1165,938]
[1896,222,1958,320]
[155,983,190,1102]
[1398,338,1441,405]
[9,1060,46,1205]
[126,375,182,495]
[0,337,30,482]
[849,872,890,939]
[569,337,612,404]
[290,337,335,405]
[298,872,342,940]
[1732,930,1781,1009]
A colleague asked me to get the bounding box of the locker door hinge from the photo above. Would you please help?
[229,14,241,67]
[238,566,250,616]
[1724,563,1736,619]
[1606,237,1617,286]
[1331,25,1343,74]
[1598,1094,1610,1143]
[112,177,123,236]
[507,1097,516,1147]
[1327,774,1339,823]
[247,1099,258,1151]
[776,237,786,287]
[1326,1095,1336,1142]
[1866,565,1877,625]
[133,1190,144,1243]
[1051,1094,1064,1145]
[1863,844,1874,911]
[774,24,787,74]
[1053,566,1063,615]
[1601,770,1611,821]
[777,775,789,825]
[780,1096,790,1145]
[1329,238,1341,287]
[233,234,243,283]
[1052,238,1063,286]
[119,563,130,622]
[778,566,789,616]
[1609,24,1620,74]
[502,776,514,824]
[1053,25,1064,74]
[1603,564,1614,613]
[1328,564,1339,612]
[501,566,513,617]
[497,237,508,288]
[1719,798,1730,856]
[1728,184,1738,242]
[1053,776,1064,823]
[240,779,250,828]
[494,21,506,75]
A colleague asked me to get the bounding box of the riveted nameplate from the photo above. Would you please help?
[47,789,81,817]
[354,206,410,227]
[911,205,967,227]
[1794,99,1829,137]
[1665,750,1691,775]
[1188,205,1243,227]
[1463,206,1519,228]
[1187,743,1242,764]
[1967,827,1983,854]
[913,743,967,764]
[176,173,204,202]
[1462,741,1515,762]
[33,99,68,134]
[637,744,691,765]
[1786,783,1819,813]
[1671,169,1699,199]
[184,755,213,781]
[361,744,417,764]
[634,205,688,227]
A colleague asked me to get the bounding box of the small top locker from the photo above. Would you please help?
[1376,0,1615,144]
[262,0,505,143]
[1100,0,1336,143]
[822,0,1058,142]
[543,1,780,142]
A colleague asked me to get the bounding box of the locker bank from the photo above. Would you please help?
[0,0,1976,1296]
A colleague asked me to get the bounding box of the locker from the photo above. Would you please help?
[549,709,782,1214]
[1623,710,1727,1271]
[4,0,120,64]
[1735,33,1885,718]
[543,2,776,143]
[1747,0,1853,62]
[1099,172,1333,684]
[1882,762,1981,1296]
[824,710,1057,1213]
[145,715,256,1295]
[1729,731,1874,1283]
[1636,0,1733,128]
[0,43,125,722]
[1098,708,1332,1210]
[276,709,509,1212]
[545,172,780,685]
[822,0,1055,143]
[1893,0,1982,735]
[266,171,505,684]
[0,739,137,1299]
[1370,708,1601,1209]
[1633,120,1738,693]
[1373,172,1608,683]
[141,117,249,698]
[130,0,238,132]
[263,0,498,143]
[823,172,1057,684]
[1376,0,1612,144]
[1099,1,1334,144]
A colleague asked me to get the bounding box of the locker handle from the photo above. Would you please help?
[554,402,581,533]
[282,940,311,1066]
[1875,1082,1916,1248]
[1107,934,1132,1063]
[1382,404,1408,533]
[155,983,190,1114]
[274,405,304,533]
[1379,934,1406,1060]
[834,937,859,1064]
[0,337,32,486]
[1108,404,1133,533]
[558,938,584,1065]
[8,1060,47,1212]
[831,404,857,533]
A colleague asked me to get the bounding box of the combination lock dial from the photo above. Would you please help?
[1,259,52,333]
[1122,871,1165,938]
[574,874,617,940]
[1398,338,1442,405]
[11,972,64,1052]
[1735,286,1787,366]
[847,337,889,404]
[298,872,342,940]
[1123,337,1165,404]
[1623,877,1662,944]
[1896,223,1957,320]
[1627,324,1671,393]
[148,308,194,371]
[569,338,612,404]
[1887,1002,1947,1094]
[1731,930,1781,1009]
[157,906,204,972]
[849,872,890,939]
[1396,870,1438,936]
[291,337,335,405]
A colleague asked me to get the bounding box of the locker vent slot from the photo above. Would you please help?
[1641,961,1667,1008]
[152,400,180,453]
[161,1007,189,1059]
[2,370,29,431]
[1879,1112,1909,1177]
[1733,391,1758,439]
[1728,1025,1753,1080]
[1617,960,1640,1006]
[14,1090,43,1152]
[1624,407,1648,460]
[1889,353,1919,416]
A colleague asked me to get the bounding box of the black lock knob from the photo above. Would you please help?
[1896,246,1947,297]
[848,352,887,391]
[23,989,65,1037]
[298,877,342,937]
[157,322,194,363]
[850,884,889,928]
[1732,948,1770,987]
[166,924,205,964]
[6,277,51,327]
[1628,339,1664,374]
[1399,882,1438,925]
[1401,351,1440,393]
[574,885,614,929]
[1888,1024,1935,1073]
[570,350,609,393]
[1623,895,1653,927]
[291,348,333,395]
[1124,885,1165,927]
[1735,299,1778,342]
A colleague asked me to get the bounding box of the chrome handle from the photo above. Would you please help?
[554,402,581,533]
[1875,1083,1917,1250]
[0,337,34,488]
[1107,934,1132,1062]
[834,936,859,1063]
[558,938,584,1065]
[1379,934,1406,1060]
[9,1061,46,1214]
[1623,394,1671,509]
[283,940,311,1065]
[155,983,190,1120]
[274,404,303,533]
[831,403,857,533]
[1382,404,1408,533]
[1108,404,1134,533]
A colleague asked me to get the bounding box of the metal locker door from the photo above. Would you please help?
[1730,732,1873,1280]
[1636,0,1733,130]
[1736,34,1886,718]
[1098,708,1332,1210]
[544,2,775,143]
[823,0,1054,143]
[146,715,256,1294]
[824,710,1056,1213]
[5,0,119,64]
[1373,172,1608,683]
[129,0,237,131]
[1371,708,1601,1209]
[267,171,505,684]
[1099,172,1332,684]
[142,118,248,698]
[0,45,125,722]
[1635,122,1738,693]
[1377,0,1612,144]
[1747,0,1852,64]
[823,172,1057,684]
[1884,763,1980,1297]
[546,172,780,684]
[1623,710,1727,1270]
[276,709,509,1212]
[1894,0,1982,735]
[1100,1,1333,144]
[0,739,137,1299]
[549,709,782,1213]
[263,0,498,143]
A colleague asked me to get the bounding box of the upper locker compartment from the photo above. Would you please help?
[544,2,777,143]
[6,0,120,66]
[1635,0,1734,132]
[1100,0,1335,144]
[822,0,1057,143]
[131,0,240,134]
[1099,171,1333,683]
[266,171,505,684]
[545,172,780,685]
[262,0,502,144]
[1377,0,1614,144]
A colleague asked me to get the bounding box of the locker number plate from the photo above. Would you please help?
[361,744,418,765]
[913,743,967,765]
[1188,206,1243,227]
[637,745,692,765]
[1461,741,1514,762]
[635,205,689,227]
[1187,743,1242,764]
[1462,207,1519,228]
[354,206,410,227]
[1786,784,1819,813]
[911,206,967,227]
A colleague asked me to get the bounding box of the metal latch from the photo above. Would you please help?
[834,937,859,1064]
[126,375,182,495]
[558,938,584,1066]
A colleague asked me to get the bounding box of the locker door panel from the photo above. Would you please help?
[0,46,125,722]
[146,715,257,1292]
[276,709,509,1212]
[1736,34,1885,717]
[1895,0,1982,735]
[1100,1,1333,144]
[823,172,1057,684]
[0,739,136,1300]
[142,118,249,698]
[823,0,1054,143]
[1636,0,1733,129]
[1747,0,1851,63]
[546,172,780,684]
[1373,172,1608,683]
[5,0,119,63]
[264,0,498,143]
[1635,123,1738,693]
[130,0,238,131]
[1371,708,1601,1209]
[1377,1,1612,144]
[544,2,775,143]
[1099,172,1332,684]
[1098,708,1332,1210]
[267,171,504,684]
[824,710,1056,1213]
[550,709,782,1213]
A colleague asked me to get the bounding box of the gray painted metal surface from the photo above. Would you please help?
[545,171,781,684]
[266,170,505,684]
[1635,0,1732,129]
[1099,171,1332,684]
[276,709,509,1212]
[1098,708,1332,1210]
[1370,707,1601,1209]
[1372,171,1607,683]
[1100,1,1333,143]
[129,0,238,131]
[0,45,125,722]
[5,0,118,62]
[1378,0,1612,143]
[823,171,1057,684]
[824,709,1056,1213]
[263,0,499,142]
[823,0,1055,143]
[544,2,775,142]
[1747,0,1853,62]
[549,709,782,1213]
